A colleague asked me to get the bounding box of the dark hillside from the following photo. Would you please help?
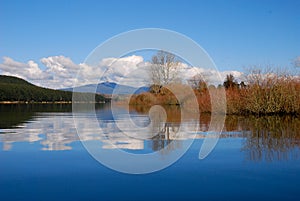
[0,75,108,103]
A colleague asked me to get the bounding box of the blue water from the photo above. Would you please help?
[1,140,300,201]
[0,104,300,201]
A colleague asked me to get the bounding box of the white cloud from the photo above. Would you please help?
[0,55,245,89]
[40,55,148,88]
[41,56,79,78]
[0,57,48,80]
[40,56,103,88]
[180,65,244,85]
[98,55,147,85]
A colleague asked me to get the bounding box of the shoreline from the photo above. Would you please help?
[0,101,107,104]
[1,101,298,117]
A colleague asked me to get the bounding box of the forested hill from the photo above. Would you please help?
[0,75,108,103]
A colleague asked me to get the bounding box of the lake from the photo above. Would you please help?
[0,103,300,201]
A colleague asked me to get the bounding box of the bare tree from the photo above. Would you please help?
[149,51,181,89]
[188,73,207,92]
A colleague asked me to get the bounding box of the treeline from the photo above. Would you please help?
[130,70,300,115]
[0,75,109,103]
[224,72,300,115]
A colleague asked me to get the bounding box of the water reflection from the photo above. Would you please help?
[130,105,199,153]
[239,116,300,161]
[0,104,299,162]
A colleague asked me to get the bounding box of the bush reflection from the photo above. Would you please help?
[0,104,299,161]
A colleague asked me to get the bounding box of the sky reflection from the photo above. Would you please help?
[0,104,299,162]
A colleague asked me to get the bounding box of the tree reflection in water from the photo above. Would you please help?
[133,104,300,161]
[239,116,300,162]
[0,104,299,162]
[131,105,183,154]
[222,115,300,161]
[151,122,182,154]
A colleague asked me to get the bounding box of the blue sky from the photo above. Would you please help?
[0,0,299,87]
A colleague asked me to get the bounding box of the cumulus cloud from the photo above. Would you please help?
[98,55,147,84]
[40,56,104,88]
[0,57,48,80]
[40,55,149,88]
[0,55,244,89]
[41,56,79,78]
[0,55,148,88]
[179,65,244,86]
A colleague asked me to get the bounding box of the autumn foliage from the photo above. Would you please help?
[130,71,300,115]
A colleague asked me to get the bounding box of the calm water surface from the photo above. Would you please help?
[0,104,300,201]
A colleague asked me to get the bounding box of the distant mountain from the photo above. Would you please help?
[62,82,149,95]
[0,75,108,102]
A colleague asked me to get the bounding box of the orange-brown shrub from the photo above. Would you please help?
[225,74,300,115]
[130,74,300,115]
